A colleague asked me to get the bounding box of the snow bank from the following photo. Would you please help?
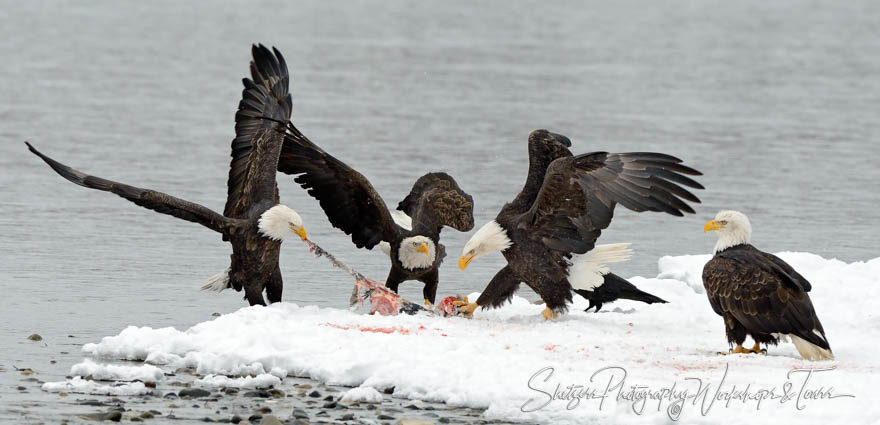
[42,377,151,396]
[341,385,385,403]
[196,373,281,389]
[70,359,163,382]
[78,252,879,424]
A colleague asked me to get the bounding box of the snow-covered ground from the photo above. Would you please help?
[50,252,878,424]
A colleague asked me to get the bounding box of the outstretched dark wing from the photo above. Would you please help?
[277,124,399,249]
[224,44,292,219]
[502,129,574,217]
[702,247,829,350]
[518,151,703,255]
[27,142,238,235]
[400,172,475,235]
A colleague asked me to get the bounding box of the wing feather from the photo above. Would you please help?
[27,143,236,234]
[224,44,291,219]
[401,172,475,235]
[277,124,399,249]
[517,151,703,255]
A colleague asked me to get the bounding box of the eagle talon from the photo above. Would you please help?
[743,343,766,355]
[720,343,766,356]
[542,307,559,321]
[458,301,479,317]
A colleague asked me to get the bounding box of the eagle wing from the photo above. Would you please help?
[702,249,830,350]
[518,151,704,255]
[27,142,238,235]
[224,44,292,219]
[403,173,475,235]
[277,124,400,249]
[397,172,464,214]
[501,129,574,217]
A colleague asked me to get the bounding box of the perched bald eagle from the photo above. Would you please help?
[702,210,833,360]
[26,45,307,306]
[277,126,474,305]
[458,130,702,319]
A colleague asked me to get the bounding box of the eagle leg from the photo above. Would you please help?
[542,307,559,321]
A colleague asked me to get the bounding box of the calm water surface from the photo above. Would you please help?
[1,1,878,422]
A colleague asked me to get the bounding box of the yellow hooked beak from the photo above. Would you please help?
[291,225,308,240]
[458,253,475,270]
[415,242,430,256]
[703,220,724,232]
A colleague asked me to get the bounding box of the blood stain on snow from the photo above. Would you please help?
[323,323,413,335]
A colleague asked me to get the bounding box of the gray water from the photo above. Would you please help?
[1,1,878,423]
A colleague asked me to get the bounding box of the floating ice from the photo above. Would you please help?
[70,359,163,382]
[42,377,151,396]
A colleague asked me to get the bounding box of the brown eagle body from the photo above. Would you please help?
[27,45,301,306]
[278,125,474,304]
[702,244,833,359]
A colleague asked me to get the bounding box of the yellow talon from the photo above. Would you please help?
[542,307,559,321]
[718,343,766,356]
[458,302,479,317]
[744,342,766,354]
[424,299,433,309]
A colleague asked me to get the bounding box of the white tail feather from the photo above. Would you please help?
[201,268,230,292]
[568,243,633,291]
[789,334,834,361]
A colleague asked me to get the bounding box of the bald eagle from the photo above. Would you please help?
[702,210,833,360]
[26,45,307,306]
[277,126,474,305]
[458,130,702,319]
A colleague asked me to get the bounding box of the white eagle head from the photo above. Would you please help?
[399,236,436,270]
[704,210,752,253]
[458,220,512,270]
[258,204,307,241]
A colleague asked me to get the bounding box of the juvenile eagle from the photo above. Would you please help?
[458,129,701,319]
[26,45,306,306]
[702,210,833,360]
